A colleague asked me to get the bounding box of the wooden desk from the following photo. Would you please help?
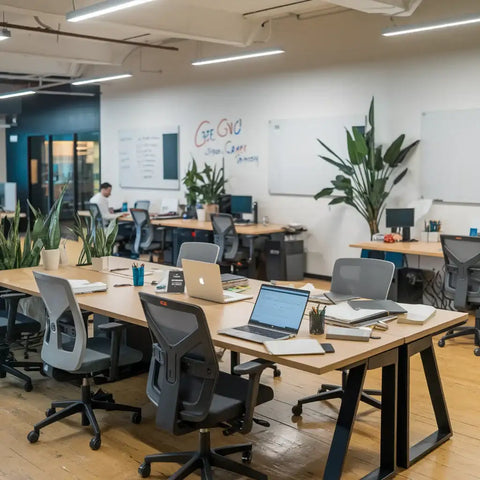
[0,211,26,219]
[0,263,466,479]
[349,240,443,258]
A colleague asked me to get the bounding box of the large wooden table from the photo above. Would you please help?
[0,262,466,479]
[349,240,443,258]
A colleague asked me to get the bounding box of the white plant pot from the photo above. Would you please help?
[92,256,109,272]
[196,209,206,222]
[204,204,219,222]
[42,249,60,271]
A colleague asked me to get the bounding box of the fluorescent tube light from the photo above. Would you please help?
[192,49,285,66]
[66,0,155,23]
[72,73,132,85]
[0,90,35,100]
[382,14,480,37]
[0,28,11,41]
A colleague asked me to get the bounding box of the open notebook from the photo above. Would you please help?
[68,279,107,294]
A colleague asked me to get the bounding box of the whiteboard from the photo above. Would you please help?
[119,127,179,189]
[268,114,365,196]
[421,109,480,203]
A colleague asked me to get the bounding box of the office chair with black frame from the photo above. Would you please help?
[292,257,395,416]
[27,272,142,450]
[138,292,274,480]
[437,234,480,356]
[128,208,165,261]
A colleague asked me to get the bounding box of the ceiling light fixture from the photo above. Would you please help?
[0,90,35,100]
[192,48,285,66]
[382,13,480,37]
[66,0,155,23]
[72,73,132,85]
[0,27,11,41]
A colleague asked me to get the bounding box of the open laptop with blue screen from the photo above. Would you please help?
[218,285,310,343]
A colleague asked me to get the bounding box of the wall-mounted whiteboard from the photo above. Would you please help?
[268,114,365,196]
[421,109,480,203]
[119,127,179,189]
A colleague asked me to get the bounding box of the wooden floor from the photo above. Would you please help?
[2,277,480,479]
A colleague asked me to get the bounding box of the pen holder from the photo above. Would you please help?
[309,311,325,335]
[132,266,144,286]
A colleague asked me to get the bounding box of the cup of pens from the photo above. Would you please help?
[309,305,326,335]
[132,263,144,286]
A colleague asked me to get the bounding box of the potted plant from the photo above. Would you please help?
[182,158,202,218]
[198,163,227,221]
[314,97,420,238]
[29,185,68,270]
[71,214,119,270]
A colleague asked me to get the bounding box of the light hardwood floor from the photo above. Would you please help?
[2,276,479,479]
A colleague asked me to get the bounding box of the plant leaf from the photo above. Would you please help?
[314,187,334,200]
[393,167,408,185]
[383,134,405,166]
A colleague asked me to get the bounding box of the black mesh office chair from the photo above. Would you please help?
[138,292,274,479]
[27,272,142,450]
[211,213,249,273]
[87,203,103,231]
[292,258,395,416]
[437,235,480,356]
[0,291,44,391]
[128,208,165,261]
[134,200,150,210]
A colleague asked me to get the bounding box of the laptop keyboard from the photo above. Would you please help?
[235,324,286,339]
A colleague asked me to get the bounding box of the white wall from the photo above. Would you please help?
[99,3,480,275]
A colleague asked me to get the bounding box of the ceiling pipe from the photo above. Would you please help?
[0,22,178,51]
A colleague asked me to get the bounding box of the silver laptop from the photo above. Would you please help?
[182,259,253,304]
[218,285,310,343]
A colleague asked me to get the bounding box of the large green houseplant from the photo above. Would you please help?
[182,158,202,218]
[314,98,420,237]
[197,163,227,221]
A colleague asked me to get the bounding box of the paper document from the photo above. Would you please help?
[68,279,107,294]
[264,339,325,355]
[397,303,436,325]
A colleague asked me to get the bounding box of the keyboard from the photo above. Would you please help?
[234,324,287,339]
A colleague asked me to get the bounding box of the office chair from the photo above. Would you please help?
[0,291,44,391]
[27,272,142,450]
[138,292,274,479]
[87,203,104,231]
[176,242,220,267]
[292,258,395,416]
[134,200,150,210]
[211,213,249,274]
[128,208,165,261]
[437,235,480,356]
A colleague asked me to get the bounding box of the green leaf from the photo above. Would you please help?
[368,97,375,129]
[346,130,360,165]
[332,175,351,191]
[328,197,347,205]
[391,140,420,167]
[317,139,345,163]
[352,126,368,156]
[314,187,334,200]
[319,156,354,176]
[393,167,408,185]
[383,134,405,166]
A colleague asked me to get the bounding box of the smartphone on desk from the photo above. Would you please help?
[320,343,335,353]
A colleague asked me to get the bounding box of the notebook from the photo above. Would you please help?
[326,325,371,342]
[309,291,359,304]
[348,299,407,314]
[325,303,388,325]
[218,285,310,343]
[264,339,325,355]
[68,279,107,294]
[397,303,436,325]
[182,259,253,303]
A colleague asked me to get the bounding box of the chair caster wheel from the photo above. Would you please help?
[291,404,302,416]
[0,370,6,378]
[27,430,39,443]
[474,347,480,357]
[24,382,33,392]
[138,462,151,478]
[89,436,101,450]
[45,408,56,417]
[242,450,252,464]
[273,368,281,378]
[438,339,445,347]
[132,411,142,424]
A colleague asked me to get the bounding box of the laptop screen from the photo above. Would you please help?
[249,285,309,333]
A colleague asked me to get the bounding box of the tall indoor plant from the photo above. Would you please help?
[314,98,420,237]
[198,163,227,221]
[182,158,202,218]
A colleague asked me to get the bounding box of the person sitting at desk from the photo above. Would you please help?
[89,182,124,224]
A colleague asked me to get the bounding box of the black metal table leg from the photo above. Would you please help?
[397,337,452,468]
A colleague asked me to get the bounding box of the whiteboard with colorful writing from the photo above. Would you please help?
[119,127,179,189]
[268,115,365,196]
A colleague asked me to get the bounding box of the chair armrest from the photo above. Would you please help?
[1,292,30,342]
[232,358,275,376]
[98,321,126,381]
[0,292,29,299]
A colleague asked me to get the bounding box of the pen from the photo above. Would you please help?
[113,283,132,287]
[110,268,129,272]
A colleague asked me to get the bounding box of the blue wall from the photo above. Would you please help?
[6,87,100,210]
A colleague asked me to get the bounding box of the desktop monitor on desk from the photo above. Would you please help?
[230,195,252,223]
[386,208,414,242]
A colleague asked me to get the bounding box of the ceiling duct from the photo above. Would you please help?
[327,0,422,16]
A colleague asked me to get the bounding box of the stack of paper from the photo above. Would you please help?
[264,339,325,355]
[68,279,107,294]
[325,303,388,326]
[397,304,436,325]
[221,273,249,288]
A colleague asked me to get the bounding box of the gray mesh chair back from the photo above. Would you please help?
[87,203,104,231]
[176,242,220,267]
[130,208,153,255]
[134,200,150,211]
[33,271,89,372]
[330,258,395,300]
[211,213,239,261]
[139,292,219,435]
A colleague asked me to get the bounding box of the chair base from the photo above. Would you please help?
[139,429,267,480]
[438,323,480,356]
[0,343,43,392]
[27,378,141,450]
[292,371,381,416]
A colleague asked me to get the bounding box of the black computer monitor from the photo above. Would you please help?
[230,195,252,218]
[385,208,414,241]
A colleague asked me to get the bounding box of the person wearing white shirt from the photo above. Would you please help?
[89,182,122,224]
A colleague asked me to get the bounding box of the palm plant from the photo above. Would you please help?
[314,97,420,237]
[182,158,203,208]
[198,163,227,205]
